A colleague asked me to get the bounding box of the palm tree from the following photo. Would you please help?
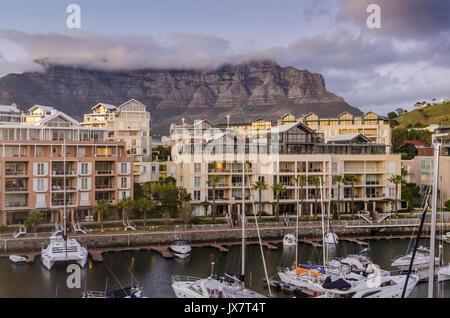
[272,183,286,221]
[118,196,135,227]
[207,175,219,221]
[344,175,359,217]
[294,175,307,217]
[93,199,110,233]
[388,174,404,217]
[332,175,344,219]
[308,176,320,219]
[25,211,44,233]
[252,180,268,221]
[136,197,154,227]
[177,187,193,223]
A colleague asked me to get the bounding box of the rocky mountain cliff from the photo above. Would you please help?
[0,60,362,136]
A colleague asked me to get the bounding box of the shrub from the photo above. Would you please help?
[445,200,450,211]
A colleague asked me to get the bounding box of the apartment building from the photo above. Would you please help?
[0,107,134,226]
[402,143,450,206]
[171,119,401,219]
[213,112,391,148]
[82,99,152,183]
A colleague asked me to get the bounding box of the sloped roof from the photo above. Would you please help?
[0,104,21,113]
[329,133,371,143]
[271,122,315,134]
[37,111,79,126]
[118,99,147,109]
[92,103,117,110]
[29,105,55,113]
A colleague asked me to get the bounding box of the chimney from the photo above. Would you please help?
[181,118,185,125]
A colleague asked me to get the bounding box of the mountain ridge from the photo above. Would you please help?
[0,60,363,136]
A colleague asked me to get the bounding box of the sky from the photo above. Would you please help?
[0,0,449,115]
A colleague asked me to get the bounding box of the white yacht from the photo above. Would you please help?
[169,238,192,258]
[316,274,419,298]
[172,275,265,298]
[41,235,88,270]
[324,232,338,245]
[391,246,439,279]
[83,286,145,298]
[283,234,296,247]
[438,265,450,282]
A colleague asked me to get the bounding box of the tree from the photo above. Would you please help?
[135,197,154,226]
[388,174,404,217]
[93,199,110,232]
[308,176,321,219]
[177,186,193,223]
[252,180,268,221]
[118,196,135,225]
[25,211,44,233]
[272,183,286,221]
[445,200,450,211]
[295,175,307,217]
[387,112,398,120]
[343,175,359,217]
[207,175,220,221]
[332,175,344,219]
[150,181,179,217]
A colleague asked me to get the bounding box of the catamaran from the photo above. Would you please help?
[171,160,270,298]
[41,139,88,270]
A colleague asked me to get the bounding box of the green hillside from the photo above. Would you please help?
[395,101,450,128]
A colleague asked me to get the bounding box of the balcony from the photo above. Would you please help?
[52,170,77,176]
[96,170,115,175]
[51,185,77,192]
[5,187,28,192]
[5,201,28,208]
[51,200,76,207]
[96,184,114,190]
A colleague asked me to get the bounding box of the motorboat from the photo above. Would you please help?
[438,265,450,282]
[83,286,145,298]
[169,238,192,258]
[283,234,296,247]
[391,246,439,273]
[316,274,419,298]
[324,232,338,245]
[172,275,265,298]
[41,235,88,270]
[441,232,450,243]
[9,255,28,264]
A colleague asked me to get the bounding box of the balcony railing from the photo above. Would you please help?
[51,186,77,191]
[52,170,76,176]
[96,184,114,189]
[5,187,28,192]
[5,170,27,176]
[96,170,115,175]
[52,200,75,206]
[5,201,27,208]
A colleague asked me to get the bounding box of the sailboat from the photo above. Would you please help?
[172,160,270,298]
[41,139,88,270]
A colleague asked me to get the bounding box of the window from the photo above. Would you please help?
[37,179,46,192]
[120,163,128,174]
[193,191,201,201]
[81,178,88,190]
[81,163,89,175]
[332,162,338,173]
[194,177,201,187]
[120,177,128,188]
[389,188,395,197]
[194,163,201,173]
[35,147,43,157]
[78,147,86,157]
[37,163,45,176]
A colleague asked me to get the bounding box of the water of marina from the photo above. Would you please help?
[1,238,449,298]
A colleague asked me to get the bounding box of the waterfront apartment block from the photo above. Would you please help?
[81,99,152,183]
[402,143,450,206]
[171,119,401,219]
[0,107,134,226]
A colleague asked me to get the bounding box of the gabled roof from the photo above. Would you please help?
[92,103,117,110]
[118,99,147,110]
[0,104,21,113]
[338,111,354,118]
[29,105,55,113]
[329,133,371,143]
[37,111,79,126]
[271,122,315,134]
[193,119,215,128]
[402,140,426,147]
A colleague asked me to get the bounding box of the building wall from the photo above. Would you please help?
[0,140,133,226]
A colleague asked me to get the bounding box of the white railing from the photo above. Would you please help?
[345,218,420,228]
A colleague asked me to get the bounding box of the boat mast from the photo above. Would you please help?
[63,138,67,257]
[295,178,299,267]
[320,177,326,265]
[241,157,245,283]
[428,142,440,298]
